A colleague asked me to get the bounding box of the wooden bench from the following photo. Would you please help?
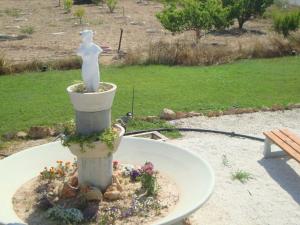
[263,128,300,163]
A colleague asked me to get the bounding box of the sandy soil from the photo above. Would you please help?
[0,0,273,64]
[13,172,179,225]
[169,109,300,225]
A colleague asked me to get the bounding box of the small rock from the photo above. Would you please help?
[51,32,65,35]
[69,175,78,187]
[61,183,78,199]
[261,106,270,112]
[145,115,159,122]
[130,21,145,26]
[83,202,99,221]
[83,186,103,201]
[176,111,188,119]
[104,190,121,201]
[28,126,52,139]
[146,28,159,34]
[160,108,176,120]
[104,184,121,201]
[2,132,16,140]
[16,131,27,139]
[14,18,28,22]
[5,25,20,29]
[187,111,202,117]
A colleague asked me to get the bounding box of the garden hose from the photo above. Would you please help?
[125,128,265,142]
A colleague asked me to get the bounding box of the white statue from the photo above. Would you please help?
[77,30,103,92]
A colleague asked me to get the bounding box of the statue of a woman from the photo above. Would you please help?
[77,30,103,92]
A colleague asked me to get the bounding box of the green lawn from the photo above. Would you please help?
[0,56,300,136]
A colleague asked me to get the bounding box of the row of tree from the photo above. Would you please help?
[156,0,274,39]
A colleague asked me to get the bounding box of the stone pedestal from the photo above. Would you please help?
[77,155,113,191]
[75,110,111,135]
[67,82,122,192]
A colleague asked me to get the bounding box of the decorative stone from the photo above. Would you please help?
[176,111,188,119]
[70,175,79,187]
[82,186,103,201]
[145,115,159,122]
[146,28,159,33]
[160,108,176,120]
[2,132,16,140]
[28,126,52,139]
[104,184,121,201]
[16,131,28,139]
[61,183,78,199]
[187,111,202,117]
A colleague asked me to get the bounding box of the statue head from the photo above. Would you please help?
[80,30,94,44]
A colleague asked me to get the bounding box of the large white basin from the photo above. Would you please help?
[0,137,214,225]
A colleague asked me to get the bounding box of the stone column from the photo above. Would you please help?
[67,83,118,192]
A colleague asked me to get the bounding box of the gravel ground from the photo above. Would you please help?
[168,109,300,225]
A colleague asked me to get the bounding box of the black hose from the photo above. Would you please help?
[125,128,264,142]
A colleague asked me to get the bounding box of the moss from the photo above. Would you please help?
[61,127,118,152]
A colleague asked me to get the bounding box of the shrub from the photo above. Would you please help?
[20,26,35,35]
[74,7,85,24]
[273,11,300,37]
[92,0,102,5]
[156,0,229,39]
[222,0,274,29]
[4,8,21,17]
[106,0,118,13]
[0,57,81,76]
[47,206,84,224]
[274,0,289,8]
[123,34,297,66]
[231,170,253,184]
[64,0,73,13]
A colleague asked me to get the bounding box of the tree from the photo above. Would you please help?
[74,7,86,24]
[156,0,229,39]
[222,0,274,29]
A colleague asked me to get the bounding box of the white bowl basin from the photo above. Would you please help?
[0,137,214,225]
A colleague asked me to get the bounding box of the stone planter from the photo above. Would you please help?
[68,124,125,158]
[67,82,117,112]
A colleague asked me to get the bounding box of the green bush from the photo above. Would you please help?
[92,0,102,5]
[64,0,73,13]
[20,26,35,35]
[222,0,274,29]
[74,7,85,24]
[156,0,229,39]
[106,0,118,13]
[273,11,300,37]
[47,206,84,224]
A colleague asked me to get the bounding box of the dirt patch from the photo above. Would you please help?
[13,172,179,224]
[0,0,282,65]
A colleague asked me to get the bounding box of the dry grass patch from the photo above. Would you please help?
[124,32,300,66]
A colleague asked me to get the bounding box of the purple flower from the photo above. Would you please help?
[130,169,141,182]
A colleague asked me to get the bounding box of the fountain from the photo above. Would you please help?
[66,29,124,192]
[0,30,214,225]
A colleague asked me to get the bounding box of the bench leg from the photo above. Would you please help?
[263,138,286,158]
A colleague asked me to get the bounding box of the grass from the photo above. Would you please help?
[232,170,253,184]
[0,56,300,136]
[126,119,181,139]
[20,26,35,35]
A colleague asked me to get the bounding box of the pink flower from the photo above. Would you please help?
[142,162,154,175]
[113,160,119,170]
